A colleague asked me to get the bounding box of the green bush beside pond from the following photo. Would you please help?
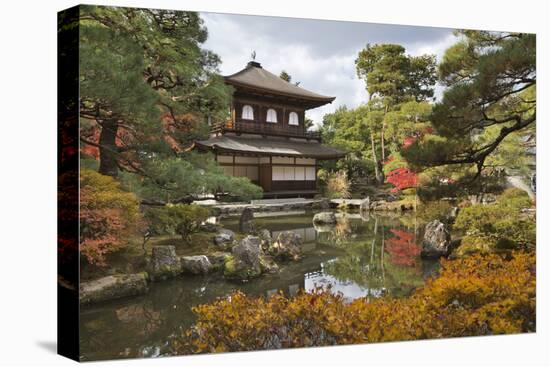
[453,188,535,256]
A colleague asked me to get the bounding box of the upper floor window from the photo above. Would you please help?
[242,105,254,120]
[266,108,278,123]
[289,111,299,126]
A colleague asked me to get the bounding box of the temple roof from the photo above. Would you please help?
[195,135,345,160]
[224,61,335,107]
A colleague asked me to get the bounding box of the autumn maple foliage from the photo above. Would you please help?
[79,169,140,266]
[385,229,421,266]
[386,167,418,193]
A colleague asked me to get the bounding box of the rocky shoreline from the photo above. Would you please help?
[79,226,305,305]
[79,202,454,306]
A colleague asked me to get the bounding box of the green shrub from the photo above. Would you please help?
[144,204,210,241]
[454,188,535,252]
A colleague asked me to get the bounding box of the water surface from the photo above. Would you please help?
[80,211,438,360]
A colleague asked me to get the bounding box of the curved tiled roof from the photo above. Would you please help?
[225,61,335,105]
[196,135,345,159]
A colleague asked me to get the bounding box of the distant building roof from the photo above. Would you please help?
[225,61,335,108]
[196,135,345,159]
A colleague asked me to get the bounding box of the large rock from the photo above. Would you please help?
[80,273,148,305]
[214,228,235,250]
[421,220,451,258]
[147,245,182,281]
[313,212,337,225]
[224,236,262,280]
[269,231,303,261]
[181,255,212,275]
[239,207,255,233]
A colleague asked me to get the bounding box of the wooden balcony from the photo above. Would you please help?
[212,120,321,141]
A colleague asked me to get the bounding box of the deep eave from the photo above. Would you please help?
[195,135,346,160]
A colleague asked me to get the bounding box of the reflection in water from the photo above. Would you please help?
[80,211,438,361]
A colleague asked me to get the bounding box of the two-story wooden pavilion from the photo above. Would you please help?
[195,61,345,198]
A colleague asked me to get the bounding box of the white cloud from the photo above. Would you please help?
[202,13,457,127]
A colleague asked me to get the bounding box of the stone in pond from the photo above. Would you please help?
[239,207,255,233]
[181,255,212,275]
[224,235,262,280]
[147,245,182,281]
[80,272,148,305]
[421,220,451,258]
[269,231,303,261]
[313,211,337,225]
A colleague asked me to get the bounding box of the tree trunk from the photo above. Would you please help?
[98,119,119,177]
[379,105,388,185]
[370,132,384,185]
[381,125,385,163]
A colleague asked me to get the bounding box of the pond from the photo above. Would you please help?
[79,210,439,361]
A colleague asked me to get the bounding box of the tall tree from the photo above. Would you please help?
[355,44,437,104]
[403,31,536,178]
[355,44,437,183]
[79,6,231,177]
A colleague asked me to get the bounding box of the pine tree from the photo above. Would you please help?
[79,6,231,177]
[355,44,437,183]
[403,31,536,178]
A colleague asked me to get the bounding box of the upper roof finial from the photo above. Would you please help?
[251,50,256,60]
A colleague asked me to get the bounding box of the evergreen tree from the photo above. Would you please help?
[79,5,231,177]
[403,31,536,178]
[355,44,437,183]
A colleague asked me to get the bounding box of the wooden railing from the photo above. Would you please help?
[211,119,321,141]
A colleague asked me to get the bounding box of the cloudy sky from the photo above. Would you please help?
[201,12,459,128]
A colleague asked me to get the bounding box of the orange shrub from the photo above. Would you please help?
[80,169,140,266]
[174,251,535,354]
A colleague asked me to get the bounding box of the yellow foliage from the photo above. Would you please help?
[174,252,535,354]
